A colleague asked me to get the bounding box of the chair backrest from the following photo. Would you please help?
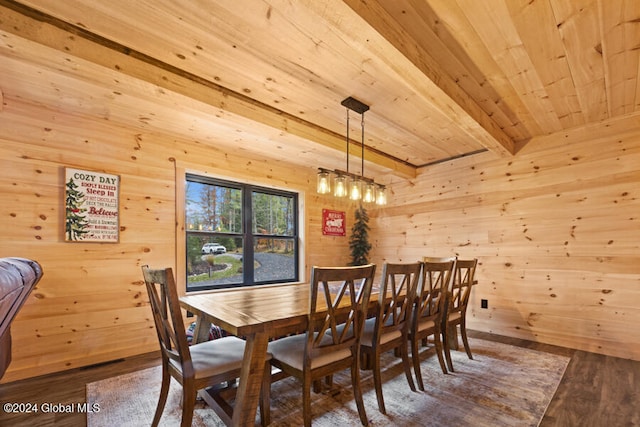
[141,266,193,377]
[306,264,376,364]
[415,259,456,322]
[448,259,478,315]
[423,256,457,263]
[376,262,422,338]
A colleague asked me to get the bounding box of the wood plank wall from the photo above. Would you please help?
[2,90,639,382]
[368,114,640,361]
[0,98,354,383]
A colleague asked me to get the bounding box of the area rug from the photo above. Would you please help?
[86,338,569,426]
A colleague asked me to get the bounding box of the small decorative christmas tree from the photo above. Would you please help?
[349,204,371,266]
[65,177,90,241]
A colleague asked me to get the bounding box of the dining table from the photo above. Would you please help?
[179,280,412,426]
[180,282,321,426]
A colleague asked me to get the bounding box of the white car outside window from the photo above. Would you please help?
[201,243,227,254]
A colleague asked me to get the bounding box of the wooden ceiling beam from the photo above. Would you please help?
[0,1,417,178]
[338,0,516,158]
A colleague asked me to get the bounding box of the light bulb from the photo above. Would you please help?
[349,178,362,201]
[334,175,347,197]
[317,170,331,194]
[363,182,376,203]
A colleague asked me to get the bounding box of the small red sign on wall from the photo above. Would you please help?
[322,209,346,236]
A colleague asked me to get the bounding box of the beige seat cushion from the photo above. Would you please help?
[268,333,351,371]
[416,318,436,333]
[360,317,402,347]
[169,335,262,380]
[448,311,461,322]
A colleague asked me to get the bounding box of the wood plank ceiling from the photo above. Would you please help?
[1,0,639,182]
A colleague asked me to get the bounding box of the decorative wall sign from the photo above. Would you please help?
[322,209,346,236]
[65,167,120,242]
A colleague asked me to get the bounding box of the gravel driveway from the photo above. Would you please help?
[191,252,295,288]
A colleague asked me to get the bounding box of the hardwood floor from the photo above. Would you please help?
[0,331,638,427]
[0,351,162,427]
[471,331,640,427]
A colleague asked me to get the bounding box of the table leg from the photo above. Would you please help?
[232,331,270,427]
[192,315,211,344]
[448,323,459,350]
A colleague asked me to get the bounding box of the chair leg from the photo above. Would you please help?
[432,328,448,375]
[442,326,454,372]
[399,341,417,392]
[152,366,171,427]
[302,375,312,427]
[325,374,333,387]
[372,350,386,414]
[361,351,372,370]
[410,334,424,391]
[259,362,271,426]
[460,317,473,359]
[181,382,197,427]
[351,357,369,426]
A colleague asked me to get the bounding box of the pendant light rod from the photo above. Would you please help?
[346,108,350,175]
[361,113,365,178]
[342,96,369,178]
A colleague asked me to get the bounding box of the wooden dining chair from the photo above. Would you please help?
[442,258,478,372]
[267,264,376,427]
[409,258,455,390]
[141,266,271,427]
[359,262,420,414]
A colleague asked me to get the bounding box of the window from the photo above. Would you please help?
[185,174,299,291]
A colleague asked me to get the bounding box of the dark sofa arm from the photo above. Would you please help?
[0,258,43,379]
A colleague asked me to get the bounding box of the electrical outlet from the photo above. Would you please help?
[481,299,488,309]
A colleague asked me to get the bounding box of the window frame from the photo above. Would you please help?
[185,173,299,291]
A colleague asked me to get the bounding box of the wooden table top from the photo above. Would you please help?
[180,282,314,337]
[180,281,382,338]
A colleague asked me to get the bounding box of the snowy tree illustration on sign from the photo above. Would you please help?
[65,177,90,241]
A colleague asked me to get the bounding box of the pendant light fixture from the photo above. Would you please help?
[316,97,388,205]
